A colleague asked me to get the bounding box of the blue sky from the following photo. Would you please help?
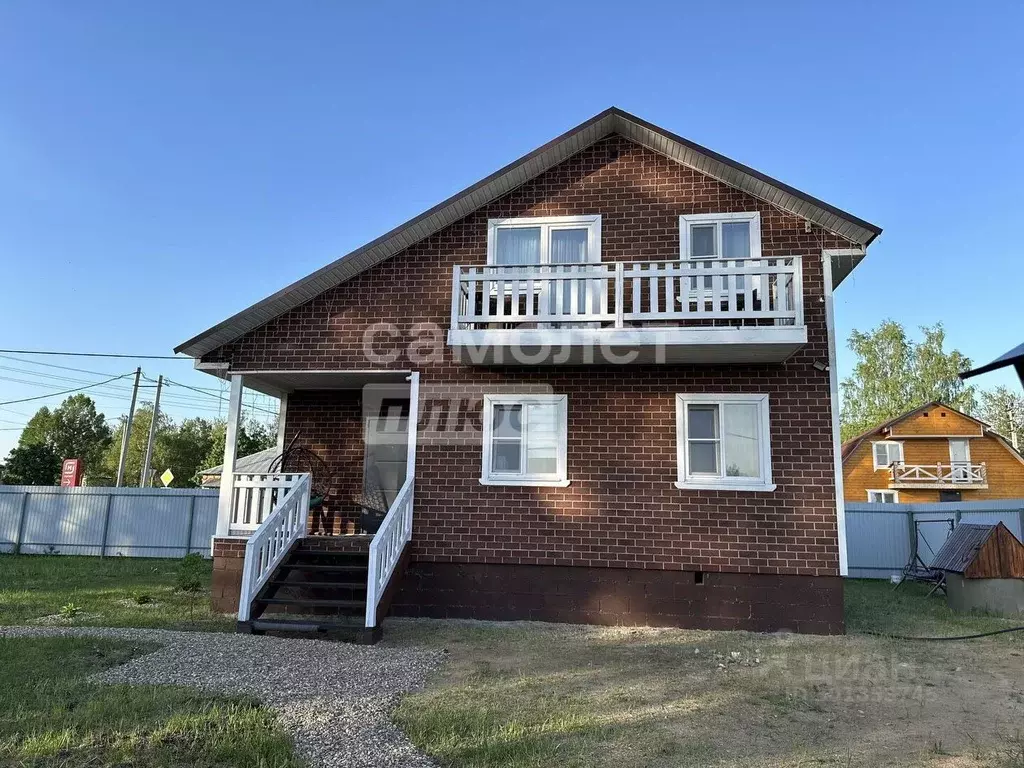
[1,1,1022,456]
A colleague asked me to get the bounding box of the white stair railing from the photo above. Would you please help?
[365,476,414,628]
[237,473,311,622]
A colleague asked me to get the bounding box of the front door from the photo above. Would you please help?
[949,439,971,482]
[364,401,409,508]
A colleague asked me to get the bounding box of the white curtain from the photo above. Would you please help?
[495,227,541,265]
[550,228,589,314]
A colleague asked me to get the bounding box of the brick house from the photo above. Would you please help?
[175,108,881,641]
[842,401,1024,503]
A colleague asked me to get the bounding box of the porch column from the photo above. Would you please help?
[275,393,289,456]
[216,374,244,537]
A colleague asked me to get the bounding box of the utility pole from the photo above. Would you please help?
[140,375,163,487]
[115,367,142,487]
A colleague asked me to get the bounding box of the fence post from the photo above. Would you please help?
[99,493,114,558]
[1019,507,1024,540]
[13,492,30,555]
[184,494,197,556]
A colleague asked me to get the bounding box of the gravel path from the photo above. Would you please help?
[0,625,445,768]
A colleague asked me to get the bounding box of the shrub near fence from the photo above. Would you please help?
[845,499,1024,579]
[0,486,218,558]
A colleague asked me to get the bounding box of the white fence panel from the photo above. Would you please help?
[845,499,1024,579]
[0,486,218,558]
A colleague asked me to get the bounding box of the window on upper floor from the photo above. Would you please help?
[675,393,775,491]
[481,394,568,486]
[487,216,602,267]
[872,441,904,470]
[867,489,898,503]
[679,212,761,290]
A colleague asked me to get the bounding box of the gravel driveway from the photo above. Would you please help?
[0,625,445,768]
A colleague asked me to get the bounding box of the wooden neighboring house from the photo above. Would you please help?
[174,107,883,641]
[842,402,1024,503]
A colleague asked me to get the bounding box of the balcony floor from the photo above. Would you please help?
[448,325,807,365]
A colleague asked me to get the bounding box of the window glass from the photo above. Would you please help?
[690,225,716,257]
[495,227,541,265]
[687,405,718,439]
[677,395,772,489]
[483,397,566,484]
[491,441,522,473]
[549,229,588,264]
[722,403,759,477]
[492,404,522,437]
[721,222,751,259]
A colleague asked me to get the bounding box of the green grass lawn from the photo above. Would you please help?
[0,635,300,767]
[0,554,234,631]
[391,580,1024,768]
[845,577,1024,639]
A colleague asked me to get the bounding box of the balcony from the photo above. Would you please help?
[447,257,806,364]
[889,462,988,490]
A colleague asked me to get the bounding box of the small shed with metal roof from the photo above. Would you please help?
[931,522,1024,616]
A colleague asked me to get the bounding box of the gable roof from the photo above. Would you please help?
[930,523,997,573]
[841,400,1024,465]
[175,107,882,360]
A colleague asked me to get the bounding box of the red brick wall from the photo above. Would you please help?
[211,538,246,613]
[203,135,854,579]
[283,390,364,534]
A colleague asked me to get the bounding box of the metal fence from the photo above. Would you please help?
[0,485,218,558]
[846,499,1024,579]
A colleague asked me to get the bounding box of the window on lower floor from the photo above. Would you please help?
[675,393,774,491]
[867,489,898,503]
[481,394,568,486]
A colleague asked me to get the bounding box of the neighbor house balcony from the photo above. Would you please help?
[889,462,988,490]
[447,257,806,364]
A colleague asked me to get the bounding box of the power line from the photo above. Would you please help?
[0,349,189,360]
[0,354,117,377]
[0,374,132,406]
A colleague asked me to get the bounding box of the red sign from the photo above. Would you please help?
[60,458,83,487]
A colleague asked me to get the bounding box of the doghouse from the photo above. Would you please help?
[931,523,1024,616]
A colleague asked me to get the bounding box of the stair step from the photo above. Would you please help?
[277,563,367,573]
[269,579,366,590]
[256,597,365,609]
[243,618,382,644]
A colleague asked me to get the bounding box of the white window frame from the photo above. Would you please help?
[674,393,775,492]
[486,215,602,266]
[867,489,899,503]
[871,440,904,470]
[679,211,762,262]
[480,394,569,487]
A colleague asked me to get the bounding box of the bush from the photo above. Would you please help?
[176,553,205,594]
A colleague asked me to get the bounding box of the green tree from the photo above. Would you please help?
[17,406,54,448]
[1,443,62,485]
[98,404,173,487]
[159,417,217,488]
[201,419,277,476]
[978,386,1024,450]
[840,321,976,441]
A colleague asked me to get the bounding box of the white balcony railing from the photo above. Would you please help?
[230,472,304,532]
[890,462,988,487]
[450,256,803,330]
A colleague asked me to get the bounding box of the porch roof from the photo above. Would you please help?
[218,369,410,397]
[175,107,882,361]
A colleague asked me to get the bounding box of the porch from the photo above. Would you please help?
[210,369,419,642]
[447,256,806,364]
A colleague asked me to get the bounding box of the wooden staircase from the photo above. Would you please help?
[238,536,382,644]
